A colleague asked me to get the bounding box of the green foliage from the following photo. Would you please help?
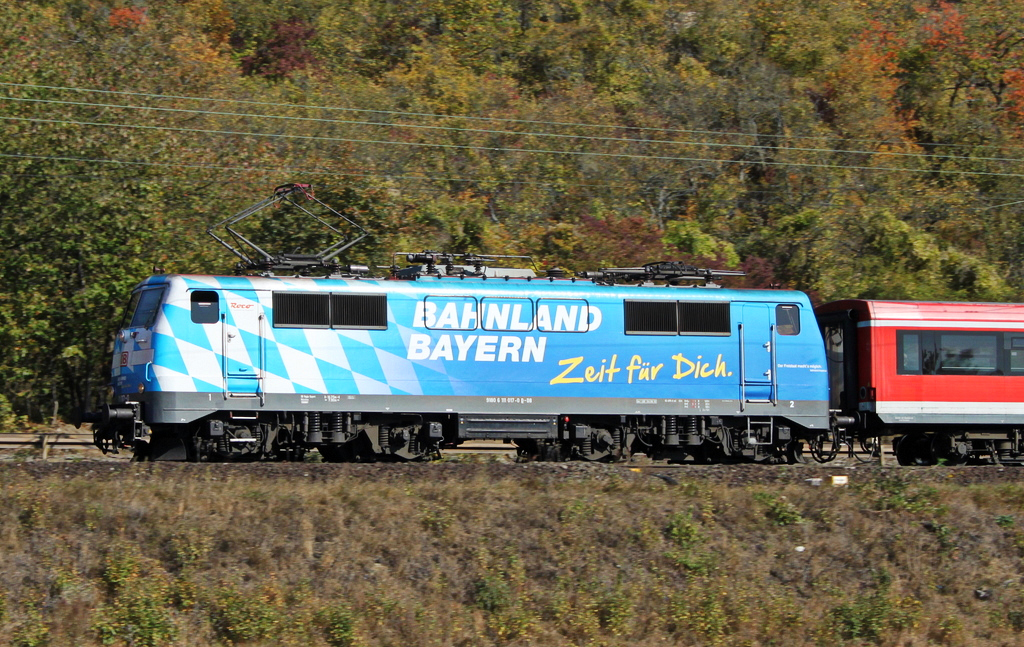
[754,492,804,526]
[858,476,943,514]
[12,606,50,647]
[825,571,921,643]
[316,604,356,647]
[93,550,177,646]
[208,583,284,643]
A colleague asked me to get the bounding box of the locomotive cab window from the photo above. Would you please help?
[775,305,801,335]
[122,287,165,329]
[190,291,220,324]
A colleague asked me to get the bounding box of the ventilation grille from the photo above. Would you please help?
[679,302,731,335]
[332,294,387,329]
[274,292,386,329]
[624,301,678,335]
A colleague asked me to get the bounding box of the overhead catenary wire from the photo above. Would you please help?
[5,153,1023,209]
[6,115,1024,179]
[1,80,1019,153]
[3,94,1023,165]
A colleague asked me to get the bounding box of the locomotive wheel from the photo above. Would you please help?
[895,433,935,466]
[785,440,808,464]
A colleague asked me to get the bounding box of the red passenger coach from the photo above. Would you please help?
[816,300,1024,465]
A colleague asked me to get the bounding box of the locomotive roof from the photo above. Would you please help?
[136,273,811,305]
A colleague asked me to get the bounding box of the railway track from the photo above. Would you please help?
[0,434,896,465]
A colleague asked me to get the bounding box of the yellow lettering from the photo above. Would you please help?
[606,354,620,382]
[550,356,585,384]
[673,353,695,379]
[714,354,727,377]
[626,355,643,384]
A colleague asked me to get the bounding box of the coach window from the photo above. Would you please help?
[937,333,999,374]
[775,305,801,335]
[190,291,220,324]
[897,332,922,374]
[1008,337,1024,373]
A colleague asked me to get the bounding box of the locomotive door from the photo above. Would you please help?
[738,303,775,404]
[222,294,265,398]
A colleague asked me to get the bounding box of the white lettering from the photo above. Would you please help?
[429,334,454,360]
[584,305,602,331]
[475,336,498,361]
[460,302,478,329]
[484,304,510,330]
[498,336,522,362]
[511,303,532,330]
[555,305,578,332]
[537,305,552,331]
[435,303,460,329]
[454,334,476,360]
[408,333,432,359]
[523,337,547,362]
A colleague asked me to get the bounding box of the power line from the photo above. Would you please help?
[0,152,632,190]
[2,80,1018,152]
[7,115,1024,179]
[5,153,1023,208]
[4,94,1023,165]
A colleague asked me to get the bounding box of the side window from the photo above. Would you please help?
[897,332,922,374]
[775,305,801,336]
[422,296,477,331]
[1009,337,1024,373]
[937,333,999,374]
[536,299,591,332]
[125,288,165,328]
[190,291,220,324]
[482,298,534,332]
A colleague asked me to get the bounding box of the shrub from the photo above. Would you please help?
[316,604,356,647]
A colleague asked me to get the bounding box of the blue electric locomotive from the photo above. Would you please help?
[91,259,830,462]
[86,185,832,463]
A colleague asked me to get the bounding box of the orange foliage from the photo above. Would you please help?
[108,6,147,31]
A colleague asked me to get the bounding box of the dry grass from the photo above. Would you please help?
[1,461,1023,646]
